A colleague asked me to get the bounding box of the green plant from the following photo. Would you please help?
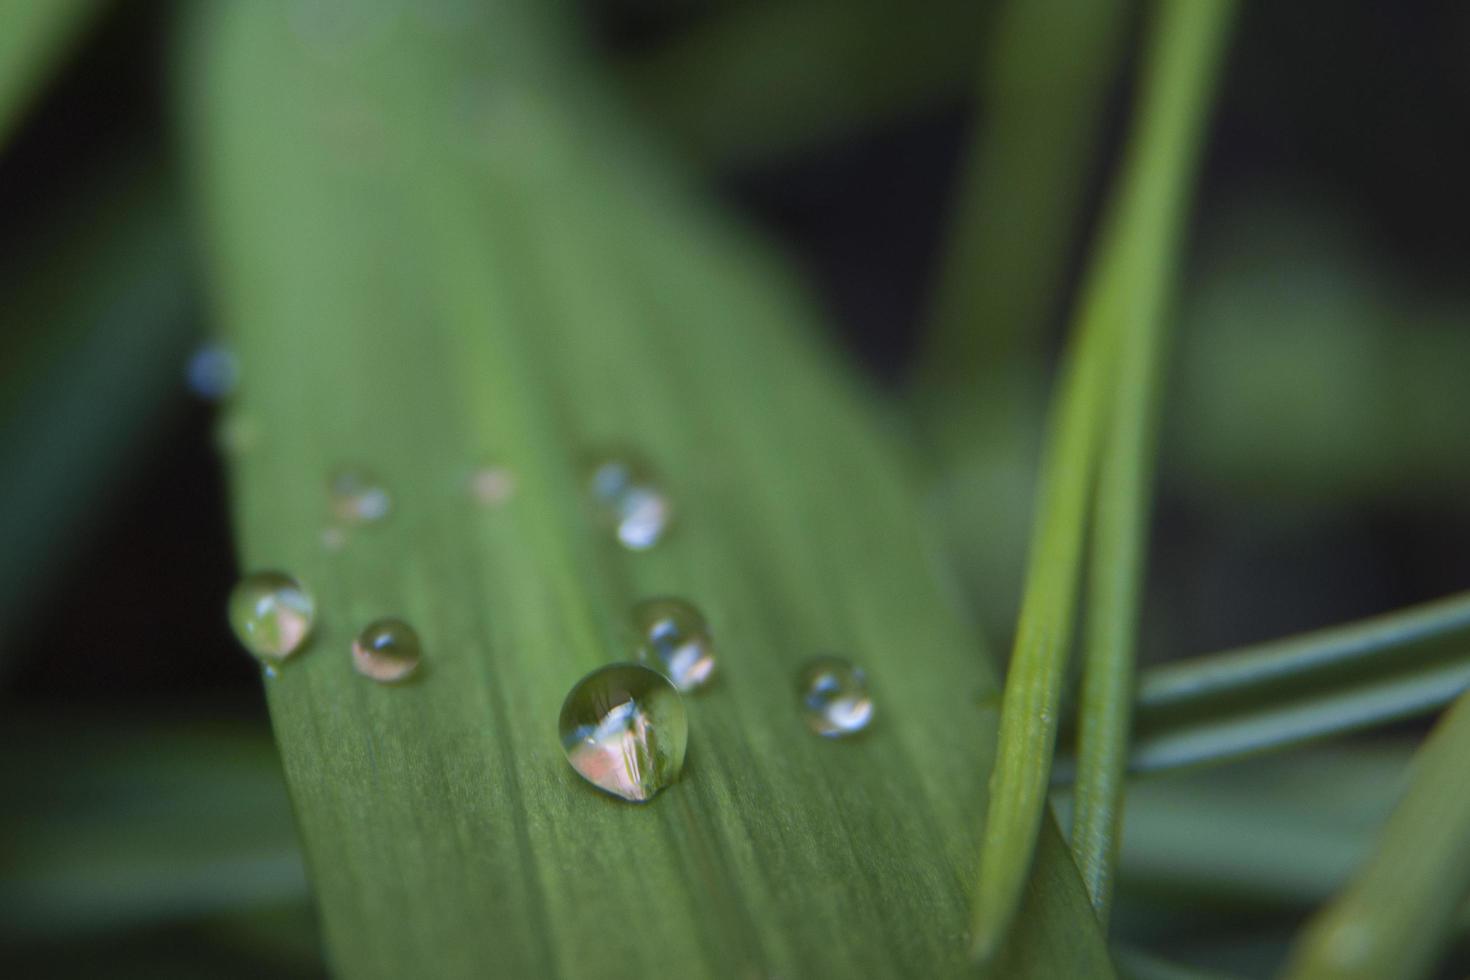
[6,1,1470,978]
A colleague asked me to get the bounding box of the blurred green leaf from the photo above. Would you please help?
[970,0,1233,958]
[918,0,1134,639]
[621,0,991,168]
[0,0,102,146]
[1284,693,1470,980]
[0,713,307,940]
[181,1,1111,976]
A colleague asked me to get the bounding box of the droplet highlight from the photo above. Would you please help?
[186,342,240,401]
[587,455,672,551]
[329,468,392,525]
[559,664,687,802]
[469,464,516,506]
[631,597,716,692]
[352,618,423,683]
[229,571,316,663]
[798,656,873,737]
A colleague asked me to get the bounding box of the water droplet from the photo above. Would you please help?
[229,571,316,663]
[186,342,240,401]
[352,618,423,683]
[798,656,873,738]
[469,464,516,506]
[559,664,687,802]
[587,455,672,551]
[329,468,392,525]
[631,597,716,692]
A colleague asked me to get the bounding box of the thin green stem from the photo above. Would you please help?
[1137,590,1470,716]
[968,0,1233,959]
[1127,655,1470,775]
[1282,692,1470,980]
[1070,0,1235,922]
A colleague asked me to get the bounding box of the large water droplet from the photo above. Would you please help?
[329,468,392,525]
[587,455,672,551]
[559,664,687,802]
[352,618,422,683]
[229,571,316,662]
[186,342,240,401]
[631,597,716,692]
[469,463,516,507]
[798,656,873,737]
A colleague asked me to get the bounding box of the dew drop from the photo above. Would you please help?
[186,342,240,401]
[352,618,423,683]
[469,464,516,506]
[798,656,873,737]
[559,664,687,802]
[329,468,392,525]
[586,455,672,551]
[631,597,716,692]
[228,571,316,663]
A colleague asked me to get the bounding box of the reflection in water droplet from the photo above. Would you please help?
[186,343,240,401]
[559,664,687,802]
[329,468,392,525]
[352,618,422,683]
[587,455,672,551]
[631,598,716,692]
[469,464,516,506]
[798,656,873,737]
[229,571,316,663]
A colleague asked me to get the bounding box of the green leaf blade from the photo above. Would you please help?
[183,2,1111,976]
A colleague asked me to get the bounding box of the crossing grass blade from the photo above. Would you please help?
[180,1,1112,976]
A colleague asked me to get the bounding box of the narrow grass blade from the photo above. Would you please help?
[1282,693,1470,980]
[0,0,102,145]
[1126,654,1470,774]
[1070,0,1235,924]
[968,0,1234,959]
[621,0,990,168]
[181,2,1111,976]
[1137,590,1470,715]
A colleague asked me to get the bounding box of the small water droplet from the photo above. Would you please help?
[229,571,316,663]
[469,464,516,506]
[329,468,392,525]
[186,342,240,401]
[587,455,672,551]
[631,597,716,692]
[559,664,687,802]
[352,618,423,683]
[798,656,873,738]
